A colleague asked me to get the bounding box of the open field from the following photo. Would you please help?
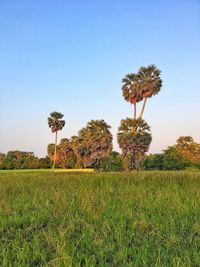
[1,171,200,266]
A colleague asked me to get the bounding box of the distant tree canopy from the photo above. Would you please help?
[0,151,51,170]
[143,136,200,170]
[1,136,199,171]
[176,136,200,163]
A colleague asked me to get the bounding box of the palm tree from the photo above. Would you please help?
[47,144,55,161]
[70,135,83,168]
[57,138,76,168]
[122,65,162,119]
[78,120,113,168]
[138,65,162,118]
[122,73,143,119]
[117,118,152,170]
[48,111,65,170]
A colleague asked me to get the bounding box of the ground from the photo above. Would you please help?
[1,171,200,266]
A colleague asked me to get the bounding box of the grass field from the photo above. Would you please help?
[1,171,200,266]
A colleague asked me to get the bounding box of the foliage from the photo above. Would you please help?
[176,136,200,163]
[57,138,77,169]
[0,151,51,169]
[162,146,188,170]
[0,153,5,166]
[117,118,152,170]
[1,171,200,266]
[48,111,65,170]
[47,144,55,161]
[97,151,124,171]
[143,153,165,170]
[48,111,65,133]
[47,120,113,169]
[77,120,113,168]
[122,65,162,119]
[143,149,187,171]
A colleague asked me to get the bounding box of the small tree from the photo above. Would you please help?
[48,111,65,170]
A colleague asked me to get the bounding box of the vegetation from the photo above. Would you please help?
[77,120,113,168]
[1,171,200,266]
[97,151,124,172]
[176,136,200,163]
[119,65,162,170]
[47,119,113,169]
[143,136,200,171]
[0,151,51,170]
[48,111,65,170]
[118,118,152,170]
[122,65,162,119]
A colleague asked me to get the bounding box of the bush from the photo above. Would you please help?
[143,154,164,170]
[98,152,124,172]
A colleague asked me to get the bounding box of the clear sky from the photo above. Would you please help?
[1,0,200,157]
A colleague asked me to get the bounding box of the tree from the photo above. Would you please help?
[78,120,113,168]
[70,135,84,168]
[122,73,142,119]
[57,138,76,168]
[122,65,162,119]
[138,65,162,118]
[143,154,164,170]
[0,151,44,169]
[47,144,55,161]
[176,136,200,163]
[162,146,187,170]
[117,118,152,170]
[48,111,65,170]
[0,153,5,168]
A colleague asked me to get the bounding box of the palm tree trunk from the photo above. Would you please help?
[139,97,147,119]
[52,131,58,171]
[134,102,136,119]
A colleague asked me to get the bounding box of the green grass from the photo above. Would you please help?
[1,171,200,266]
[0,168,94,173]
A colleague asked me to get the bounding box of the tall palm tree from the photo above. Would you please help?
[138,65,162,118]
[122,65,162,119]
[122,73,143,119]
[48,111,65,170]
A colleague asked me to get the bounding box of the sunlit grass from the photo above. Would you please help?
[0,171,200,266]
[0,168,94,173]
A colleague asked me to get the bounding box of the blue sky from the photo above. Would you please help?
[1,0,200,157]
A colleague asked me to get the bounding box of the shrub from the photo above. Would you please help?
[98,152,124,172]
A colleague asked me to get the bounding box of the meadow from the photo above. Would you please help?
[1,171,200,266]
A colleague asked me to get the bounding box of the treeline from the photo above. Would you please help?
[2,65,199,171]
[47,134,200,171]
[0,151,51,170]
[143,136,200,170]
[1,135,200,171]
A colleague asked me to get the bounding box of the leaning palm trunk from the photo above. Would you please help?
[52,131,58,171]
[140,97,147,118]
[134,102,137,119]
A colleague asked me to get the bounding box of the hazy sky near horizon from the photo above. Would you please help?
[1,0,200,157]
